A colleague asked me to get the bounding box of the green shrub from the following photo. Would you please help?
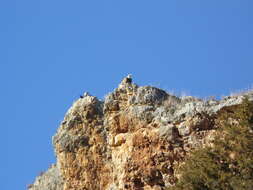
[169,98,253,190]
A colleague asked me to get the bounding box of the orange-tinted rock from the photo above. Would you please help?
[29,76,253,190]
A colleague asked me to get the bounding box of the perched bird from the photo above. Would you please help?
[126,74,132,83]
[84,92,90,97]
[80,92,90,99]
[127,74,132,79]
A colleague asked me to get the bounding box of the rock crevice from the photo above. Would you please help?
[29,76,253,190]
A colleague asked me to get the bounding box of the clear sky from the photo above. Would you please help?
[2,0,253,189]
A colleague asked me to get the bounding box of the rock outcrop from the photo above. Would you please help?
[29,76,253,190]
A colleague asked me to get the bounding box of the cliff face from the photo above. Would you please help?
[29,76,253,190]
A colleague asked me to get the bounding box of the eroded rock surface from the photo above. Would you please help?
[29,76,253,190]
[28,164,63,190]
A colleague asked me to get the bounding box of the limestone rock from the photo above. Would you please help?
[29,76,253,190]
[131,86,168,105]
[28,164,63,190]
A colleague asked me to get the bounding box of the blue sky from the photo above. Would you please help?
[2,0,253,189]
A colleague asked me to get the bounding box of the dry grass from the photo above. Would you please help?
[229,85,253,97]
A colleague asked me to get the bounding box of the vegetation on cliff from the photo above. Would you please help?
[170,98,253,190]
[29,77,253,190]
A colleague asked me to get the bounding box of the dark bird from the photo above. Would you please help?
[126,74,132,83]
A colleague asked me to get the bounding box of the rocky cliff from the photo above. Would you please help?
[29,76,253,190]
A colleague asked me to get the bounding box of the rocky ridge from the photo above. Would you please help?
[29,76,253,190]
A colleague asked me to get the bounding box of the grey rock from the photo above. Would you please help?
[159,124,178,141]
[53,132,90,152]
[65,94,103,118]
[30,75,253,190]
[130,105,155,123]
[178,124,190,136]
[28,164,63,190]
[181,96,201,103]
[104,96,119,112]
[117,76,138,94]
[209,95,244,113]
[153,106,174,124]
[132,86,168,105]
[53,94,103,153]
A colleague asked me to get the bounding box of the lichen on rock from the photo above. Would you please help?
[29,76,253,190]
[28,164,63,190]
